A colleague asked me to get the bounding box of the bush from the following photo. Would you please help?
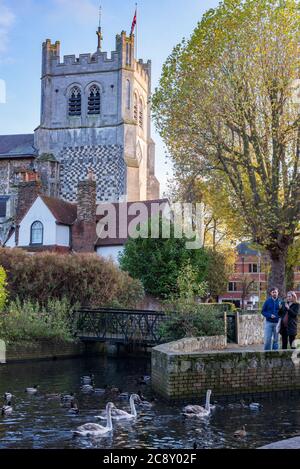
[159,306,225,342]
[0,265,8,311]
[119,217,232,299]
[0,249,144,308]
[0,298,75,343]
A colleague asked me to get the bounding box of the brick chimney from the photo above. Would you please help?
[16,180,42,224]
[14,180,43,246]
[72,171,97,252]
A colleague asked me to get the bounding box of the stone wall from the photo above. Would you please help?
[160,336,227,353]
[237,313,264,345]
[152,338,300,400]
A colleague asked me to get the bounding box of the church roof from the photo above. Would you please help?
[0,134,36,158]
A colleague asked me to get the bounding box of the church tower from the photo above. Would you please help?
[34,27,160,203]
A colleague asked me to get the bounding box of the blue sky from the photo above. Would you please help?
[0,0,219,194]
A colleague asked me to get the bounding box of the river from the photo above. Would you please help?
[1,356,300,449]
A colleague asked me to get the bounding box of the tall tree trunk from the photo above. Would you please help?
[268,250,287,297]
[285,264,294,292]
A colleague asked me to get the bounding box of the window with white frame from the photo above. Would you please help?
[228,282,237,292]
[30,221,43,245]
[248,263,259,273]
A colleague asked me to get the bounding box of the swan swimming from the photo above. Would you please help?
[80,384,94,393]
[81,374,94,385]
[1,402,13,416]
[25,385,38,394]
[182,390,212,418]
[73,402,115,437]
[96,394,141,421]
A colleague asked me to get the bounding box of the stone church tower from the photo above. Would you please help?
[34,30,160,203]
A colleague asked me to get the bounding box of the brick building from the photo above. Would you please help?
[219,242,300,308]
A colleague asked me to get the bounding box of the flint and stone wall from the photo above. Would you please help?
[152,337,300,400]
[237,313,264,346]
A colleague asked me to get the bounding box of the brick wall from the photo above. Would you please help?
[152,338,300,400]
[3,340,105,363]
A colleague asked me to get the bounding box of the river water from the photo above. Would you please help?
[1,356,300,449]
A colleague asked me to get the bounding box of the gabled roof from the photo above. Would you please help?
[0,134,36,158]
[40,196,77,225]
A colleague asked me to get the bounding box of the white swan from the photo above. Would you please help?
[4,392,14,401]
[81,384,94,393]
[81,375,94,385]
[96,394,141,421]
[1,402,13,416]
[73,402,114,437]
[182,390,212,418]
[249,402,263,410]
[25,385,38,394]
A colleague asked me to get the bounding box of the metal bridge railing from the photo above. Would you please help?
[73,308,167,346]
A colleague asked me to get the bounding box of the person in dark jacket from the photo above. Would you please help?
[279,291,299,349]
[261,287,281,350]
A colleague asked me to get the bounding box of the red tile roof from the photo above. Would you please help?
[40,196,77,225]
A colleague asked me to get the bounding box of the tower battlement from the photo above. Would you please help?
[42,32,150,84]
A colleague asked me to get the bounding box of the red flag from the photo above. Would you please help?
[130,9,137,35]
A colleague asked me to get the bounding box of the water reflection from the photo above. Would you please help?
[0,356,300,448]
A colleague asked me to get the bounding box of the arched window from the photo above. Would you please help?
[30,221,43,245]
[139,98,143,129]
[133,94,138,122]
[126,80,131,110]
[69,86,81,116]
[88,85,101,115]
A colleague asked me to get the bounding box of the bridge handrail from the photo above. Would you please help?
[74,308,167,316]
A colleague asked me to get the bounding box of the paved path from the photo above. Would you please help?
[258,437,300,449]
[226,343,264,352]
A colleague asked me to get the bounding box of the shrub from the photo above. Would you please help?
[0,298,75,343]
[0,248,144,308]
[159,306,225,342]
[119,217,231,299]
[0,265,8,311]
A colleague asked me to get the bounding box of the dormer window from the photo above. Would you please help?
[30,221,43,245]
[69,86,81,116]
[88,85,101,115]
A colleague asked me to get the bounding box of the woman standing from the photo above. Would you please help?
[279,291,299,349]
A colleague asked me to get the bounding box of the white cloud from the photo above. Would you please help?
[53,0,99,25]
[0,0,15,55]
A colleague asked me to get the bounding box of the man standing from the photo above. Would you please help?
[261,287,281,351]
